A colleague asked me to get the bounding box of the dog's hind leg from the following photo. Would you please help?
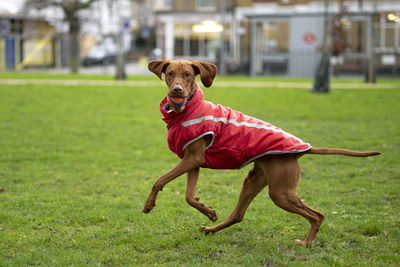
[199,163,267,233]
[258,155,324,247]
[186,167,218,222]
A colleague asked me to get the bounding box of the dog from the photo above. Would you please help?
[142,59,380,247]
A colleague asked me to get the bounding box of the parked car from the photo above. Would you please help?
[149,48,162,61]
[82,40,117,66]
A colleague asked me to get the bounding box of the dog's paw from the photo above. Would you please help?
[295,239,310,247]
[199,226,210,234]
[199,226,215,235]
[207,210,218,222]
[142,201,155,213]
[142,206,152,214]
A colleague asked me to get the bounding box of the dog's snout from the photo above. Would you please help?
[172,84,183,94]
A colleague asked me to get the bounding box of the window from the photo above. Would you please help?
[173,22,221,60]
[385,28,395,49]
[174,38,184,56]
[262,22,289,53]
[254,21,289,75]
[154,0,172,10]
[375,12,400,51]
[346,21,366,53]
[196,0,216,11]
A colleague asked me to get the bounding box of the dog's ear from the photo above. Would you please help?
[191,61,217,88]
[148,60,171,80]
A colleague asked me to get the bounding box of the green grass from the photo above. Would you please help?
[0,74,399,266]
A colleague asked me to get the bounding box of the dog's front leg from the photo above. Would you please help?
[186,168,218,222]
[142,138,207,213]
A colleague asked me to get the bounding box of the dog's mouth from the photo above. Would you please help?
[168,92,187,98]
[165,95,188,113]
[165,86,196,113]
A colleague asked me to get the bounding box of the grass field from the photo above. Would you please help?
[0,73,399,266]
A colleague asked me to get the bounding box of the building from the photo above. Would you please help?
[153,0,241,63]
[152,0,400,77]
[0,15,56,70]
[242,0,400,77]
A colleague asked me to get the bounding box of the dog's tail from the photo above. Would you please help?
[307,147,381,157]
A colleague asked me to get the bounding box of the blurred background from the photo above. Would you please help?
[0,0,399,79]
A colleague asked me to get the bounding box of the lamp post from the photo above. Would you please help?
[365,0,377,83]
[219,0,226,76]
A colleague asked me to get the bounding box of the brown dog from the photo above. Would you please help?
[143,59,380,247]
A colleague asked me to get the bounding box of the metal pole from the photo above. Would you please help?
[219,0,226,75]
[15,36,20,71]
[367,16,375,83]
[55,37,62,69]
[250,19,256,77]
[0,39,5,71]
[365,0,377,83]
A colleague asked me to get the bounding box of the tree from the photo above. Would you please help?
[311,0,331,93]
[24,0,98,73]
[331,1,349,77]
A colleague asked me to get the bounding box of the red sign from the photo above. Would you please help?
[303,32,316,45]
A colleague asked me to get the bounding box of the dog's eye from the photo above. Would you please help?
[185,72,191,78]
[167,72,173,77]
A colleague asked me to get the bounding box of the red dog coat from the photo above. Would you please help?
[160,85,311,169]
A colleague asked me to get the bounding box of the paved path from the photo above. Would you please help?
[0,78,397,89]
[47,62,151,76]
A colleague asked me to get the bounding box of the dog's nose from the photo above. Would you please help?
[172,84,183,94]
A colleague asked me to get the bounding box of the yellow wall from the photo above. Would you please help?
[21,20,54,66]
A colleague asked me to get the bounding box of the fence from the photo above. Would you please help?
[249,49,399,78]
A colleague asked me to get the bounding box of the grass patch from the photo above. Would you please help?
[0,75,399,265]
